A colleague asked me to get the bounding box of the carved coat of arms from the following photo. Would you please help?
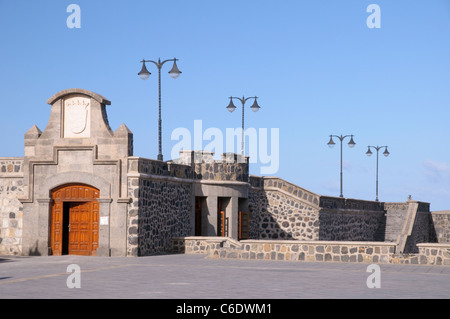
[64,97,91,138]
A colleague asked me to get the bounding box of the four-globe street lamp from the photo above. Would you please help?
[366,145,390,201]
[327,134,356,198]
[138,57,182,161]
[226,96,261,156]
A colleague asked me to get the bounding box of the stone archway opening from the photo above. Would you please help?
[50,184,100,256]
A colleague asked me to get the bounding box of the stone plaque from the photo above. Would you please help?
[63,97,91,138]
[100,216,109,225]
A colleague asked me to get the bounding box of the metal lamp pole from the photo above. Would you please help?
[138,58,182,161]
[226,96,261,155]
[366,145,390,201]
[327,134,356,197]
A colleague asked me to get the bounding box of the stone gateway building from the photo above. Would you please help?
[0,88,449,260]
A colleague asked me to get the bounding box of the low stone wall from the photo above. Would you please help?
[211,240,396,264]
[0,158,24,256]
[416,243,450,266]
[170,236,240,254]
[171,237,450,266]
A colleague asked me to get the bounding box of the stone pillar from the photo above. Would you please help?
[189,193,196,236]
[97,198,112,256]
[205,196,218,236]
[228,196,239,239]
[110,201,128,256]
[37,198,51,256]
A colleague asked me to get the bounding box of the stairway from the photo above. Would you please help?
[396,202,419,253]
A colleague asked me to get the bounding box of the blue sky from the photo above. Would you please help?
[1,1,449,210]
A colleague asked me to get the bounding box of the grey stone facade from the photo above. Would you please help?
[0,88,448,258]
[16,89,132,257]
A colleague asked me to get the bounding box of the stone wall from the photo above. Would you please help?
[431,211,450,243]
[171,237,396,264]
[318,196,385,241]
[384,202,409,242]
[404,211,434,253]
[213,240,396,264]
[170,236,240,254]
[131,156,196,180]
[248,176,320,240]
[382,201,433,253]
[171,237,450,266]
[0,158,24,255]
[416,243,450,266]
[248,178,389,243]
[384,202,431,242]
[176,151,249,182]
[246,177,435,248]
[318,211,385,241]
[127,157,193,256]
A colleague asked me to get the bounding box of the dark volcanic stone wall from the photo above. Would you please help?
[127,159,192,256]
[248,177,320,240]
[318,210,385,241]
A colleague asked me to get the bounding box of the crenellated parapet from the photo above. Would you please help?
[174,150,249,182]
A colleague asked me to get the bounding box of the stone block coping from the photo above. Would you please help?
[170,237,450,266]
[240,239,396,246]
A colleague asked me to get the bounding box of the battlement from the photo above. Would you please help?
[172,150,249,182]
[0,158,23,176]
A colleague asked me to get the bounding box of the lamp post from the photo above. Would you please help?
[138,57,182,161]
[327,134,356,198]
[366,145,390,201]
[226,96,261,156]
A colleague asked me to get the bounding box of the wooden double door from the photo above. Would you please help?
[50,185,100,256]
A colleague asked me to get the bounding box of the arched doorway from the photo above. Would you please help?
[50,184,100,256]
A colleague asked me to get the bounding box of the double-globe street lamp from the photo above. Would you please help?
[138,58,182,161]
[366,145,390,201]
[226,96,261,156]
[327,134,356,198]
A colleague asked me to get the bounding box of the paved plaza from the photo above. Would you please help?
[0,254,449,300]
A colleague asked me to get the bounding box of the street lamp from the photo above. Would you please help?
[226,96,260,155]
[366,145,390,201]
[138,57,182,161]
[327,134,356,198]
